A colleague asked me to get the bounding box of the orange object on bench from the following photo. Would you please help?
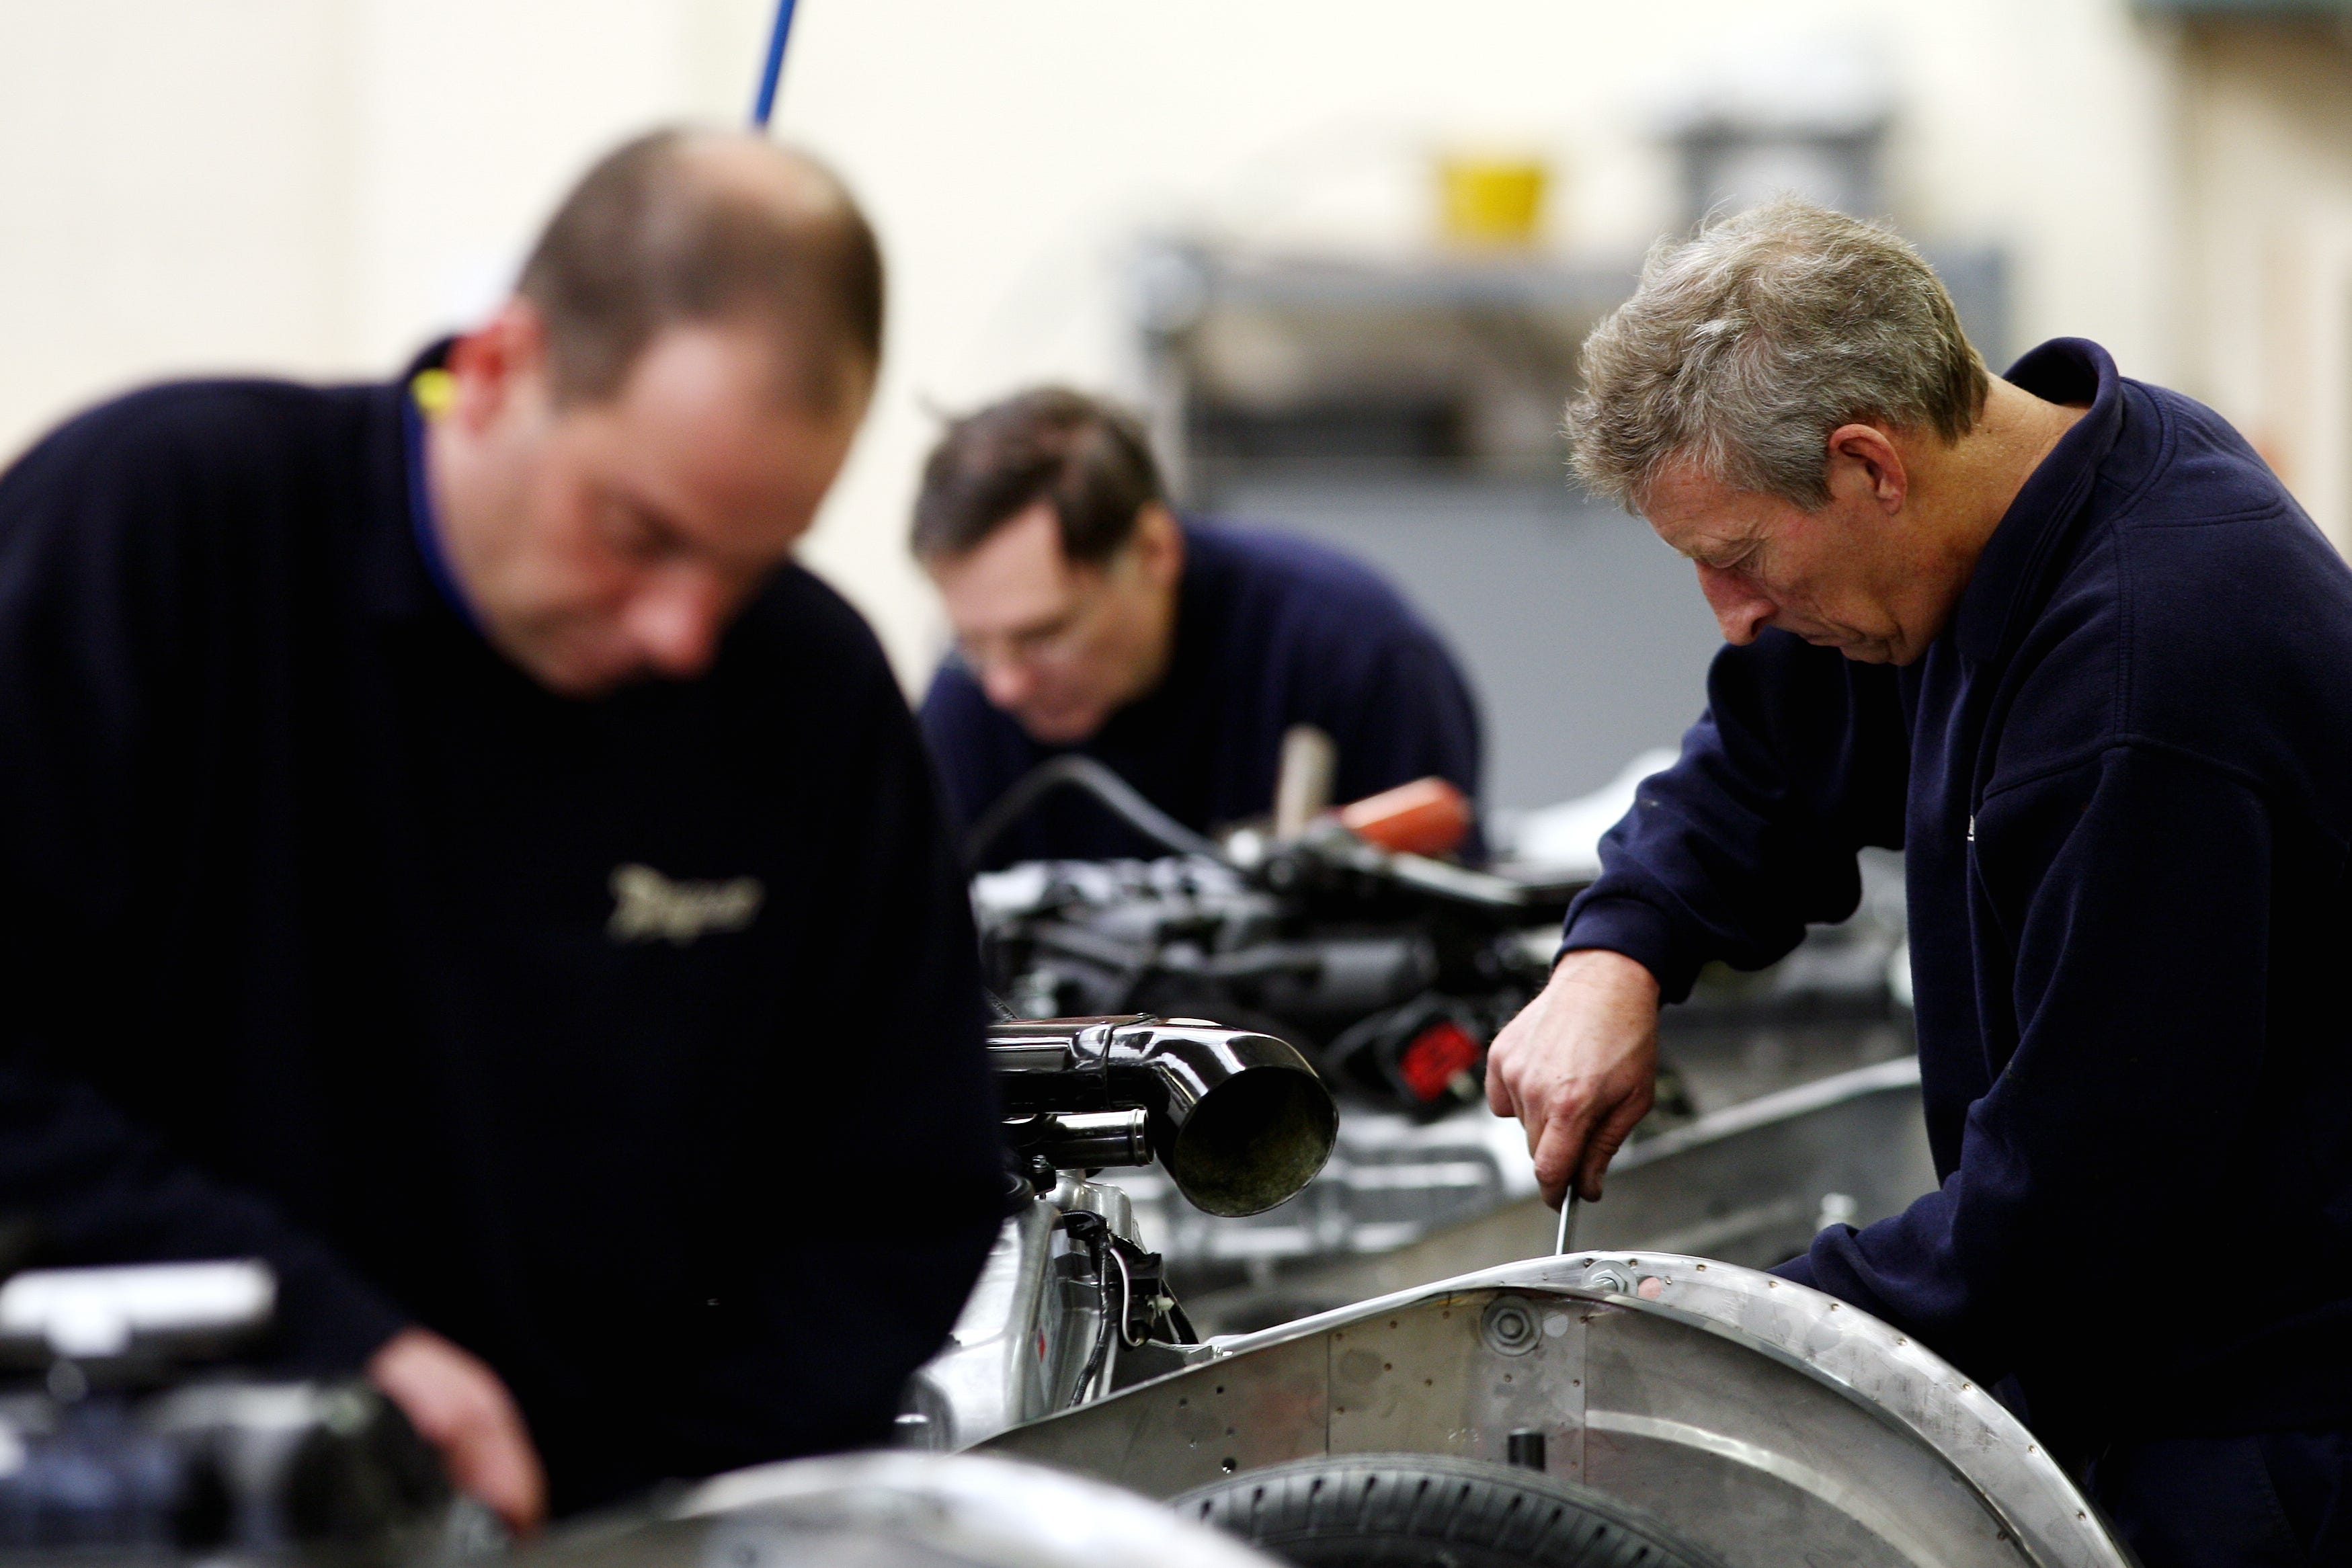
[1338,776,1472,858]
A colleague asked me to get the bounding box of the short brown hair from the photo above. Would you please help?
[1566,196,1988,510]
[911,387,1164,564]
[517,127,883,412]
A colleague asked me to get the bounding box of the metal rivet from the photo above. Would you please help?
[1482,1298,1541,1356]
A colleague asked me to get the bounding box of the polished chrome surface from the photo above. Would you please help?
[903,1178,1200,1450]
[0,1260,276,1360]
[1049,1172,1141,1246]
[981,1253,2126,1568]
[516,1452,1281,1568]
[1020,1109,1152,1169]
[899,1202,1062,1450]
[987,1018,1338,1218]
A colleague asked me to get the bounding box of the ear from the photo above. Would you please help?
[444,297,551,434]
[1131,502,1186,588]
[1824,423,1909,514]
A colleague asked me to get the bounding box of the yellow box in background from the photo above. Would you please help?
[1436,154,1549,249]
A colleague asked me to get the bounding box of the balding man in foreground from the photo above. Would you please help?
[1486,198,2352,1565]
[0,129,1002,1524]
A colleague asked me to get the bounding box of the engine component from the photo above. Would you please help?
[1336,776,1473,858]
[988,1018,1338,1218]
[975,850,1571,1118]
[0,1262,454,1563]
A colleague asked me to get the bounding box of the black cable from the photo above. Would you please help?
[966,755,1231,870]
[1059,1212,1115,1408]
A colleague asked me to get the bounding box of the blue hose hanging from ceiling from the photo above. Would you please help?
[749,0,800,128]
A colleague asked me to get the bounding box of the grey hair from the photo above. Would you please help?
[1565,196,1989,511]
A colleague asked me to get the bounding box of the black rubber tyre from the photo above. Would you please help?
[1172,1452,1725,1568]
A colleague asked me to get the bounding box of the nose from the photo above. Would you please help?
[624,570,729,679]
[1696,562,1775,645]
[980,655,1036,712]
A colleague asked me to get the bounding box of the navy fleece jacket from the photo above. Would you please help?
[922,520,1482,869]
[0,367,1005,1514]
[1564,339,2352,1455]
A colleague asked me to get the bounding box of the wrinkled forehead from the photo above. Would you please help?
[1638,459,1789,563]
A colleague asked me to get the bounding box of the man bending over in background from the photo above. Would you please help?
[914,386,1483,869]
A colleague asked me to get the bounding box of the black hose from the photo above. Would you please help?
[965,755,1231,870]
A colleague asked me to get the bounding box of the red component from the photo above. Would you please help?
[1397,1019,1481,1102]
[1340,776,1473,858]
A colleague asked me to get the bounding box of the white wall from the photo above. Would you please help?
[2173,21,2352,552]
[0,0,2189,689]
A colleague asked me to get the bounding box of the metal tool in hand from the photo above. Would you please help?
[1555,1187,1579,1254]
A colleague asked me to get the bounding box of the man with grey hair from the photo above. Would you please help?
[1486,196,2352,1563]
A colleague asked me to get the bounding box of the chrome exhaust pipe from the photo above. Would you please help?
[987,1017,1339,1218]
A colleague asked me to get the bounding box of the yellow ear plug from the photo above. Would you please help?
[410,368,456,419]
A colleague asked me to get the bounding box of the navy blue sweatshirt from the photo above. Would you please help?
[0,370,1005,1514]
[1564,339,2352,1456]
[921,520,1482,869]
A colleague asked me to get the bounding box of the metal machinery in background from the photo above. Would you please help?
[976,811,1580,1119]
[0,1260,467,1565]
[976,792,1922,1331]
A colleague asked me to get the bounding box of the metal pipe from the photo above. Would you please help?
[1012,1110,1151,1171]
[987,1018,1338,1218]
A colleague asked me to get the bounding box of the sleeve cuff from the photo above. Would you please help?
[1558,893,1708,1004]
[264,1239,411,1374]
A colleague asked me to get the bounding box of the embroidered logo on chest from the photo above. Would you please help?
[606,864,766,946]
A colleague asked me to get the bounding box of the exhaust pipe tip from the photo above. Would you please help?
[986,1018,1340,1218]
[1160,1059,1339,1217]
